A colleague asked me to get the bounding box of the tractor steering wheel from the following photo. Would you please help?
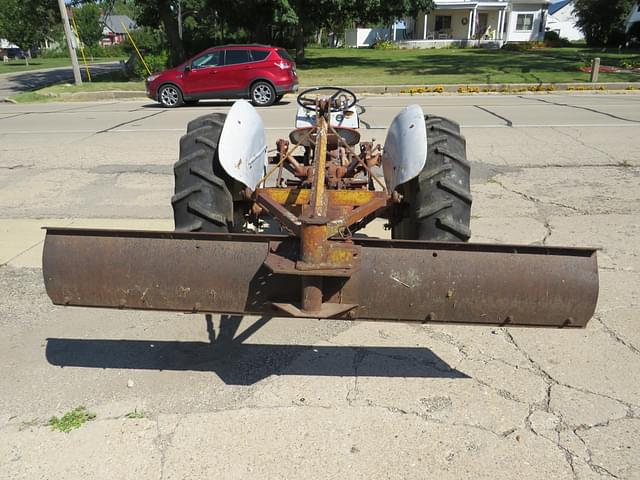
[297,87,358,112]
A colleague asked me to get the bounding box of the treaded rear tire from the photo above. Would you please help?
[391,115,472,242]
[172,113,234,232]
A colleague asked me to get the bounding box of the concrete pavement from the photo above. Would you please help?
[0,93,639,479]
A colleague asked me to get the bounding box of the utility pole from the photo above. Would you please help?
[57,0,82,86]
[178,0,183,40]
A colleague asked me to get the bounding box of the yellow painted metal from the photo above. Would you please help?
[122,21,151,76]
[70,12,91,82]
[310,114,328,217]
[260,188,380,207]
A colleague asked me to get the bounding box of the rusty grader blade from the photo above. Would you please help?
[42,228,598,328]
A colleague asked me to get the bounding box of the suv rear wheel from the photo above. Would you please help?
[250,81,276,107]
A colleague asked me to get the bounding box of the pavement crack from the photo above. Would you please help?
[474,105,513,127]
[552,127,625,165]
[503,328,638,478]
[492,177,584,214]
[346,349,366,405]
[527,96,640,124]
[155,415,182,480]
[96,110,166,134]
[542,220,553,245]
[377,404,506,438]
[573,428,622,478]
[595,315,640,356]
[0,163,33,170]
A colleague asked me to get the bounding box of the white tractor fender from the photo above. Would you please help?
[382,104,428,192]
[218,100,268,191]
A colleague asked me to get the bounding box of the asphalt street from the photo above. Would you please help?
[0,93,639,479]
[0,61,121,99]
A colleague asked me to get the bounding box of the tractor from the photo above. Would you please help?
[43,87,598,327]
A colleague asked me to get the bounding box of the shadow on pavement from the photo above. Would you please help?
[1,63,121,94]
[45,314,468,385]
[141,100,292,109]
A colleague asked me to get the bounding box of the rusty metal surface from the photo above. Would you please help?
[43,228,599,328]
[260,188,382,207]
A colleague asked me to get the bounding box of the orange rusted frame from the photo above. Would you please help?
[326,193,388,237]
[255,190,301,236]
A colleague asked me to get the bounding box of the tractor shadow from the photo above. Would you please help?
[45,314,468,385]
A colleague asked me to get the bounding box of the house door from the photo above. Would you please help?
[478,13,489,38]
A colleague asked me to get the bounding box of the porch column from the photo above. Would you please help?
[470,7,478,39]
[497,10,503,40]
[392,23,396,41]
[423,13,428,39]
[467,9,474,39]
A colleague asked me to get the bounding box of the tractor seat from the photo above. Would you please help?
[289,126,361,149]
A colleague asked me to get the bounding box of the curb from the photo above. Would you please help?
[57,90,148,101]
[345,82,640,94]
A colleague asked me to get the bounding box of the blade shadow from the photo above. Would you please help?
[46,315,468,385]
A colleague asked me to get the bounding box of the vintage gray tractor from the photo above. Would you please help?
[43,87,598,327]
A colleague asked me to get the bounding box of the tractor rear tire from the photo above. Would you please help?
[172,113,235,232]
[391,115,472,242]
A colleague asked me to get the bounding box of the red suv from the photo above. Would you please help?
[146,45,298,108]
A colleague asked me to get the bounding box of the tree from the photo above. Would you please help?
[0,0,58,65]
[134,0,187,66]
[72,3,103,48]
[216,0,436,60]
[127,0,435,65]
[111,0,139,18]
[574,0,634,46]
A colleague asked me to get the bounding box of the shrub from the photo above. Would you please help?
[502,42,534,52]
[40,48,70,58]
[619,56,640,69]
[123,26,167,56]
[543,31,572,48]
[127,50,169,79]
[372,40,398,50]
[85,44,126,58]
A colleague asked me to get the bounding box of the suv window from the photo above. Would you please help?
[225,49,250,65]
[192,51,221,69]
[276,49,293,62]
[251,50,270,61]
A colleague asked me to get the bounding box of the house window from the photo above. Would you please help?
[516,13,534,31]
[435,15,452,31]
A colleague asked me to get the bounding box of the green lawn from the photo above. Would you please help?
[8,46,640,103]
[0,57,124,75]
[297,47,640,85]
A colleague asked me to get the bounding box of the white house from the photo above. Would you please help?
[626,2,640,32]
[346,0,551,48]
[546,0,584,41]
[0,39,19,49]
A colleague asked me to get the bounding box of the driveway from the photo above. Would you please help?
[0,61,122,99]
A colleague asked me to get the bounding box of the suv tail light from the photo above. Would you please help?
[274,60,292,70]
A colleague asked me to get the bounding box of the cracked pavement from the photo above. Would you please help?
[0,94,639,479]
